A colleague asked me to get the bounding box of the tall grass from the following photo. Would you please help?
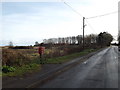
[2,45,100,66]
[2,49,39,66]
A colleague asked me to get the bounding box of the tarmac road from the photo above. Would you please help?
[39,46,118,88]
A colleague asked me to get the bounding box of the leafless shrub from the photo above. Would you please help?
[2,49,35,66]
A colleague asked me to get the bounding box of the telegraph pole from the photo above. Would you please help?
[83,17,85,50]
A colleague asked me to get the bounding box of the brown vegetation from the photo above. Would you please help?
[2,49,38,66]
[2,44,97,66]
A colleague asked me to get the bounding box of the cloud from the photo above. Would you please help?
[1,0,119,46]
[73,0,118,36]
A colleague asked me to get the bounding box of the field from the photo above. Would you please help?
[2,45,83,66]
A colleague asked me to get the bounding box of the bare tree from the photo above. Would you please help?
[61,38,65,44]
[8,41,13,46]
[58,38,62,44]
[90,34,97,44]
[76,35,82,45]
[71,36,76,44]
[35,41,39,46]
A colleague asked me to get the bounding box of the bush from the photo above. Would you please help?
[2,65,16,73]
[2,49,33,66]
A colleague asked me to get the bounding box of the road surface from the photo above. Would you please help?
[38,46,118,88]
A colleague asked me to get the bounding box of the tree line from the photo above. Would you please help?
[35,32,113,48]
[7,32,113,49]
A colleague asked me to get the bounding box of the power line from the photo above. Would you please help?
[62,0,119,19]
[61,0,118,20]
[86,11,118,19]
[85,19,97,34]
[61,0,83,18]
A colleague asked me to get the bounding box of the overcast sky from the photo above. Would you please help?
[1,0,119,46]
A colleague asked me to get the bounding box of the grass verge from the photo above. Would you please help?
[2,63,41,77]
[0,72,2,77]
[46,48,99,64]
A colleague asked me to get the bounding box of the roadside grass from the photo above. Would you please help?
[0,72,2,77]
[2,63,41,77]
[45,48,98,64]
[2,48,99,77]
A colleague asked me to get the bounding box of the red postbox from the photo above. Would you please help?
[38,46,45,55]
